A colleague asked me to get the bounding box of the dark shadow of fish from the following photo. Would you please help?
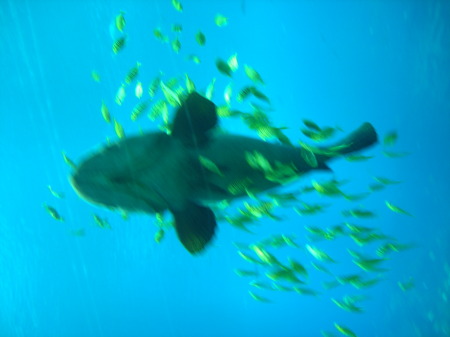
[70,92,377,254]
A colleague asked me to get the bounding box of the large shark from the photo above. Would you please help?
[71,92,377,254]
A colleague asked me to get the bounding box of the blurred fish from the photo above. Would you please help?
[172,24,183,33]
[62,152,77,170]
[382,150,410,158]
[248,291,271,302]
[131,101,150,121]
[373,176,401,185]
[216,58,233,77]
[244,65,264,84]
[93,214,111,229]
[135,81,143,99]
[43,204,64,222]
[115,11,126,32]
[91,70,101,82]
[101,101,111,123]
[48,185,65,199]
[154,228,165,243]
[195,31,206,46]
[215,14,228,27]
[306,244,336,263]
[334,323,357,337]
[234,269,259,277]
[171,38,181,53]
[385,200,413,217]
[171,0,183,12]
[398,277,415,291]
[114,119,125,139]
[383,131,398,146]
[115,84,126,105]
[187,54,201,64]
[227,53,239,72]
[112,36,126,54]
[154,28,169,43]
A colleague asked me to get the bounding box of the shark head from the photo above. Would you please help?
[70,133,174,213]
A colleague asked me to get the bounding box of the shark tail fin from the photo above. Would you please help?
[171,202,217,255]
[323,122,378,157]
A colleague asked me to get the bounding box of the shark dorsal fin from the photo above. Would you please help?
[171,92,218,147]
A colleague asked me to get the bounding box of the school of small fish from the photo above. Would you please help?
[44,2,417,336]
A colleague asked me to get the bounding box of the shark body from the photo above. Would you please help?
[71,92,377,254]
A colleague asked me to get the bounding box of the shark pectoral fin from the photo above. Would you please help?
[172,201,217,254]
[171,92,218,147]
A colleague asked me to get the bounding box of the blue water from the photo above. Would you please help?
[1,1,449,336]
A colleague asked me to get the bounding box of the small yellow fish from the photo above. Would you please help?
[248,291,271,303]
[227,53,239,72]
[171,38,181,53]
[48,185,65,199]
[250,245,280,265]
[101,101,111,123]
[334,323,357,337]
[43,203,64,222]
[224,83,233,105]
[185,74,196,93]
[114,119,125,139]
[148,99,167,121]
[131,101,150,121]
[293,287,320,296]
[353,257,388,272]
[302,119,321,132]
[160,81,182,107]
[244,65,264,84]
[344,154,374,162]
[115,84,126,105]
[187,54,201,64]
[198,156,223,176]
[216,58,233,77]
[383,131,398,146]
[70,228,85,237]
[266,269,302,284]
[93,214,111,229]
[125,62,141,85]
[398,277,415,291]
[115,11,126,32]
[171,0,183,12]
[306,244,336,263]
[234,269,259,277]
[300,146,318,168]
[288,258,308,277]
[195,31,206,46]
[385,201,413,217]
[91,70,101,82]
[148,76,161,98]
[237,251,264,265]
[249,281,272,290]
[112,36,126,54]
[382,150,410,158]
[331,297,363,313]
[205,78,216,100]
[341,209,376,218]
[153,28,169,43]
[373,176,401,185]
[214,14,228,27]
[172,24,183,33]
[135,81,143,99]
[61,152,77,170]
[154,228,165,243]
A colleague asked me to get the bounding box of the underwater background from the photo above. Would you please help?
[1,0,449,336]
